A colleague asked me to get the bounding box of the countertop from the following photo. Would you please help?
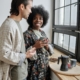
[49,49,80,80]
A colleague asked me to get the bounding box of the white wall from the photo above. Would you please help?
[0,0,53,42]
[0,0,11,25]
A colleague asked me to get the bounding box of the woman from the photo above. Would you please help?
[23,5,51,80]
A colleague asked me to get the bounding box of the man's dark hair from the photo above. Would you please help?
[10,0,33,16]
[27,5,49,28]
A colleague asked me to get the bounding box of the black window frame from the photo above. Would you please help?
[53,0,79,30]
[52,29,78,58]
[52,0,80,62]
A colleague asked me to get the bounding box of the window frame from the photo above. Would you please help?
[52,0,80,61]
[53,0,79,30]
[52,29,78,58]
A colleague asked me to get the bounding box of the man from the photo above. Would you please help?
[0,0,35,80]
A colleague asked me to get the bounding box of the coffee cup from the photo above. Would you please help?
[39,37,47,44]
[70,59,77,67]
[39,37,46,41]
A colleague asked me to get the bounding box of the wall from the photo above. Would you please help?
[0,0,53,42]
[0,0,11,25]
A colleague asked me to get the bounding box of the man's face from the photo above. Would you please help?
[20,0,33,19]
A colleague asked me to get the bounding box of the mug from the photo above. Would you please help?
[39,37,47,44]
[39,37,45,40]
[70,59,77,67]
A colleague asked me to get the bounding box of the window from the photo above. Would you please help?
[63,34,69,50]
[54,0,78,29]
[71,4,77,26]
[53,0,80,62]
[53,29,77,57]
[69,36,76,53]
[64,6,70,25]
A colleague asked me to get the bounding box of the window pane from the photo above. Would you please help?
[55,10,59,25]
[55,0,59,9]
[71,4,77,26]
[58,33,63,47]
[69,36,76,53]
[65,0,70,5]
[71,0,77,3]
[60,0,64,7]
[54,32,58,45]
[59,8,64,25]
[63,34,69,50]
[64,6,70,25]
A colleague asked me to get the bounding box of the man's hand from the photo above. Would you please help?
[26,47,36,58]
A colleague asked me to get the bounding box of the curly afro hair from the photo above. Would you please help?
[27,5,49,28]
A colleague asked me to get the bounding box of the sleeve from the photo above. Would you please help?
[48,44,54,55]
[23,31,37,60]
[41,30,54,55]
[23,32,31,50]
[18,53,26,66]
[0,25,21,65]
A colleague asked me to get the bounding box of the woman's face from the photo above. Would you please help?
[32,14,43,30]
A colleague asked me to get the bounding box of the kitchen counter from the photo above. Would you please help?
[49,49,80,80]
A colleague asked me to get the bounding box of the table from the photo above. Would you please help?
[49,49,80,80]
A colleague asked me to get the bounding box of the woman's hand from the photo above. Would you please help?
[44,44,49,50]
[33,40,47,49]
[43,38,49,50]
[43,38,49,44]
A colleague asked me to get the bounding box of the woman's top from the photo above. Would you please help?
[23,27,50,80]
